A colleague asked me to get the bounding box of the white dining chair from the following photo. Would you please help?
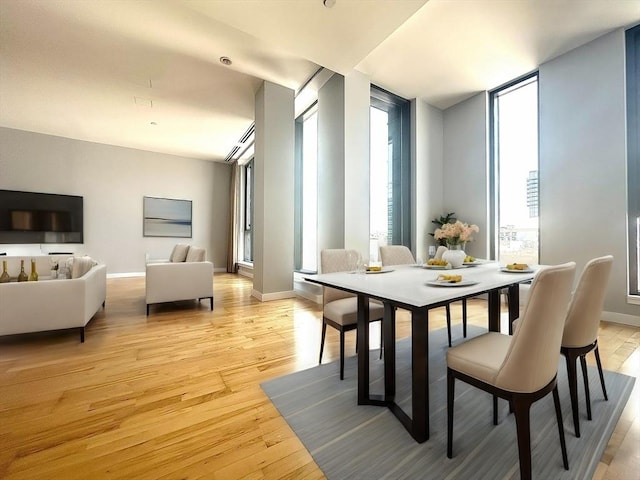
[447,262,576,480]
[319,249,385,380]
[560,255,613,437]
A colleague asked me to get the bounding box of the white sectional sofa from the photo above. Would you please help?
[0,255,107,342]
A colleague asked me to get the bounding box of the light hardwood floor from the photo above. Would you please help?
[0,274,638,479]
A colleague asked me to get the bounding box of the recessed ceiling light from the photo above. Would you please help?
[323,0,336,8]
[220,56,232,66]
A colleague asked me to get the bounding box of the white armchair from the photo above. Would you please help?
[145,246,213,315]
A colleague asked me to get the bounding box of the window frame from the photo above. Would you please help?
[626,24,640,298]
[489,71,540,262]
[370,85,411,251]
[294,102,318,274]
[241,158,254,263]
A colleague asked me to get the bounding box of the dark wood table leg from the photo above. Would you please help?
[384,302,396,400]
[411,307,429,442]
[508,283,520,334]
[488,289,501,332]
[357,294,370,405]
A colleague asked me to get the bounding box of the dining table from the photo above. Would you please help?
[306,261,538,443]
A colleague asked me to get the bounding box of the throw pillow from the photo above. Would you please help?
[185,247,206,262]
[170,244,190,262]
[71,256,97,279]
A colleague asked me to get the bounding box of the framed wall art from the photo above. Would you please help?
[143,196,192,238]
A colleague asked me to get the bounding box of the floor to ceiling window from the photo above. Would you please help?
[241,158,254,263]
[294,105,318,273]
[490,73,539,265]
[369,86,410,260]
[627,24,640,297]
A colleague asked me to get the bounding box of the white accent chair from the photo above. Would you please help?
[447,262,576,480]
[145,246,213,315]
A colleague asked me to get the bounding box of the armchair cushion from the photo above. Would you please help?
[169,244,190,262]
[186,247,206,262]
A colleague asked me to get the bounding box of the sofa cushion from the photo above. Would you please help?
[185,247,206,262]
[170,244,190,262]
[71,256,97,279]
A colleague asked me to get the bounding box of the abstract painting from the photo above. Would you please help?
[143,196,192,238]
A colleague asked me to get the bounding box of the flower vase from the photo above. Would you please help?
[443,243,466,268]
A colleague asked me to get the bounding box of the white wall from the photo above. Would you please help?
[539,29,638,322]
[442,92,489,259]
[440,29,638,324]
[0,127,231,275]
[412,98,444,262]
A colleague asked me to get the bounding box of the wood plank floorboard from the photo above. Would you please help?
[0,273,638,479]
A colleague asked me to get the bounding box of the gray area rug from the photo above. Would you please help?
[261,326,635,480]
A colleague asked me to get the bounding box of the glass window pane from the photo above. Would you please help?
[370,106,390,260]
[493,76,539,265]
[301,112,318,272]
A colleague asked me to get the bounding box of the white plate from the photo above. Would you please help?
[365,268,394,274]
[423,264,468,270]
[462,261,479,267]
[426,279,478,287]
[500,267,534,273]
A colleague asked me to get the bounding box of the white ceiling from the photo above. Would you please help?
[1,0,638,162]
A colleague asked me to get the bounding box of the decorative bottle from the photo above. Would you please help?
[0,260,10,283]
[29,259,38,281]
[17,260,28,282]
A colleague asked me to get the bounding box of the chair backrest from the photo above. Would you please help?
[434,246,448,260]
[495,262,576,393]
[320,249,360,305]
[379,245,415,266]
[562,255,614,348]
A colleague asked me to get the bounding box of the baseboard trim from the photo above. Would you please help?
[108,272,144,278]
[602,311,640,327]
[295,288,322,304]
[251,289,296,302]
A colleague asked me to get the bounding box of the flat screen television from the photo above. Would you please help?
[0,190,83,244]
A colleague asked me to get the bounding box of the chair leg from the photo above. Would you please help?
[493,395,499,425]
[339,330,345,380]
[512,396,533,480]
[319,322,327,364]
[565,352,581,437]
[446,304,452,347]
[462,299,467,338]
[580,355,592,421]
[553,385,570,470]
[379,320,383,360]
[594,345,608,401]
[447,369,455,458]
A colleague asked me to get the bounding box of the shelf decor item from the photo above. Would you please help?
[0,260,10,283]
[29,258,38,281]
[17,260,28,282]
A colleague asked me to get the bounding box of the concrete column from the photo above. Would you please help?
[317,71,371,264]
[253,81,295,300]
